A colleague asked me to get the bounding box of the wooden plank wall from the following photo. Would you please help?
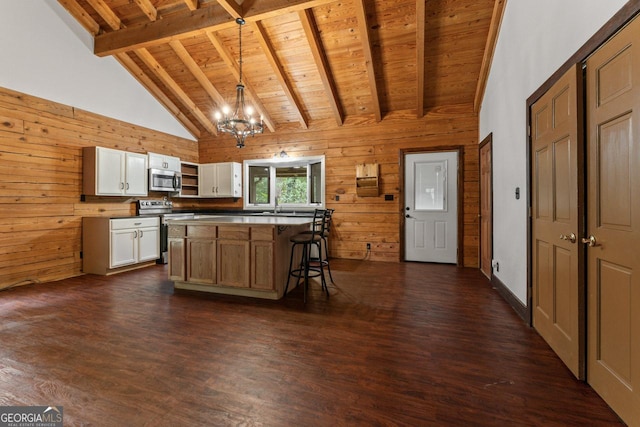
[0,84,479,291]
[191,105,480,266]
[0,87,198,290]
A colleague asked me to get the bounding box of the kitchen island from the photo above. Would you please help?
[167,215,314,299]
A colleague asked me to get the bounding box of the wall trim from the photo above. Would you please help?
[492,274,529,324]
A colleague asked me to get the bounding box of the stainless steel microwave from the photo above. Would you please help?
[149,168,182,192]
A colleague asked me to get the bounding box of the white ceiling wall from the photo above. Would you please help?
[480,0,629,304]
[0,0,195,140]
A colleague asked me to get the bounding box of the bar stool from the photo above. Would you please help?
[284,209,328,303]
[300,208,334,283]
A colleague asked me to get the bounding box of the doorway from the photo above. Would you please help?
[479,134,493,279]
[530,64,584,380]
[403,149,460,264]
[585,15,640,425]
[528,13,640,425]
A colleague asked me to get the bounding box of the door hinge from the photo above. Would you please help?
[527,125,531,137]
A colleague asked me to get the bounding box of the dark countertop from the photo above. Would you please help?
[171,209,316,218]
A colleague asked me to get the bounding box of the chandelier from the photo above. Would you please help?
[214,17,264,148]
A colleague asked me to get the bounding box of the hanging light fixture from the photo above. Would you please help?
[214,18,264,148]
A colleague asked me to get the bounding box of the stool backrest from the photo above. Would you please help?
[311,209,326,238]
[323,209,334,235]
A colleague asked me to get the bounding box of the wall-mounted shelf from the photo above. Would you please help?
[356,163,379,197]
[180,162,199,197]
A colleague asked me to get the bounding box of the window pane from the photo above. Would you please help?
[249,165,270,204]
[276,166,307,204]
[414,160,446,211]
[310,162,322,204]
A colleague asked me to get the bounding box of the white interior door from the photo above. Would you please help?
[405,151,458,263]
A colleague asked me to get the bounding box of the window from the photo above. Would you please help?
[244,156,325,210]
[414,160,447,211]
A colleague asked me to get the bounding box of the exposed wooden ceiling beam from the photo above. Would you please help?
[58,0,100,35]
[95,7,231,57]
[206,31,276,133]
[298,8,344,126]
[354,0,382,122]
[134,48,218,135]
[115,52,201,138]
[168,40,226,108]
[216,0,242,19]
[474,0,507,112]
[183,0,199,11]
[134,0,158,22]
[253,21,308,129]
[416,0,425,118]
[94,0,337,57]
[86,0,122,30]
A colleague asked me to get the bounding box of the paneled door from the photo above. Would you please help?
[404,151,458,263]
[479,135,493,279]
[586,16,640,426]
[531,64,584,379]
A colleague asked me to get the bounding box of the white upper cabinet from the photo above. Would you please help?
[148,152,181,172]
[199,162,242,198]
[83,146,148,196]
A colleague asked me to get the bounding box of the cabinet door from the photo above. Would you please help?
[165,155,181,172]
[149,153,181,172]
[250,241,274,290]
[217,239,250,287]
[186,238,217,284]
[97,147,125,195]
[168,238,185,281]
[138,226,159,262]
[110,229,137,267]
[148,152,164,170]
[125,152,148,196]
[199,164,216,197]
[215,163,233,196]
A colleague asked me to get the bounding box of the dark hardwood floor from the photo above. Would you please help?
[0,260,623,426]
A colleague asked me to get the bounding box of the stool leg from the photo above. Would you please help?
[314,240,329,297]
[302,244,309,304]
[284,242,295,296]
[322,236,334,283]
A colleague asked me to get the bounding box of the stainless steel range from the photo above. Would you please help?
[136,199,194,264]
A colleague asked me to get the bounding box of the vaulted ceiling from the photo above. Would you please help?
[58,0,504,139]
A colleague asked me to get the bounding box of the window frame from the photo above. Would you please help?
[243,155,325,211]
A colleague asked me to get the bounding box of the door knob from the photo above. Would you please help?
[581,235,598,247]
[560,233,577,243]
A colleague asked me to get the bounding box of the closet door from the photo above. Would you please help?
[586,16,640,426]
[531,64,584,379]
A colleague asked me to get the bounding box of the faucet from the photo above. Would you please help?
[274,196,279,214]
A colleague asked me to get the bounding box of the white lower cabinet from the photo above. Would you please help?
[83,216,159,275]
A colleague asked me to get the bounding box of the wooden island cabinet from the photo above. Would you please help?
[167,216,313,299]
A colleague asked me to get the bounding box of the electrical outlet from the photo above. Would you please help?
[366,243,371,250]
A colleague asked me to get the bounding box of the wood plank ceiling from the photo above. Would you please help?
[58,0,503,139]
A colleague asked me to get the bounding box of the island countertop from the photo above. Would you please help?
[168,215,315,226]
